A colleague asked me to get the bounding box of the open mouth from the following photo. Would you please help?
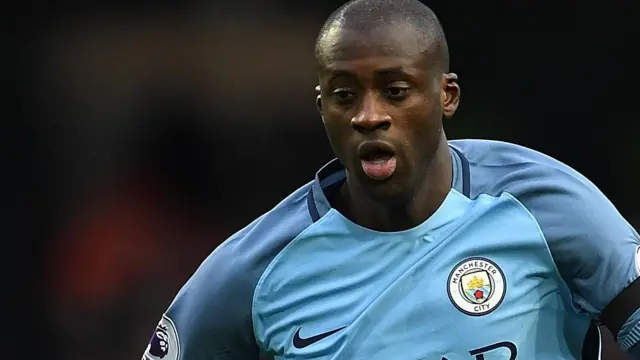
[357,141,398,181]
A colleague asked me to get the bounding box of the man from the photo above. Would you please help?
[142,0,640,359]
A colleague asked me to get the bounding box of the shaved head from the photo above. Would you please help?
[315,0,449,73]
[313,0,460,229]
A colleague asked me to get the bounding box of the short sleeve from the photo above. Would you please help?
[452,139,640,352]
[139,184,313,360]
[141,241,262,360]
[512,165,640,317]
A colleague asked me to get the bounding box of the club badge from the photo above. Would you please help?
[447,257,506,316]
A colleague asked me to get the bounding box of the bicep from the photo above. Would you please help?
[517,170,640,353]
[142,297,260,360]
[554,219,639,318]
[141,261,261,360]
[518,174,639,317]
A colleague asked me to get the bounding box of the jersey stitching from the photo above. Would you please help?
[251,209,341,350]
[453,140,594,191]
[502,191,583,314]
[335,190,488,353]
[252,190,472,355]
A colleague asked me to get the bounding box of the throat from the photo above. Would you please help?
[332,141,454,232]
[334,179,449,232]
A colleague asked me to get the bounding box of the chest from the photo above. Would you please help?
[253,198,575,359]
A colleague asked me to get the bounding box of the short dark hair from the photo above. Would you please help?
[315,0,449,72]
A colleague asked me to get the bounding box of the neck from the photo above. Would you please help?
[340,140,453,232]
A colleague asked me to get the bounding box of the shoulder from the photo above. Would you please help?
[448,139,628,236]
[449,139,639,314]
[169,181,316,330]
[192,179,316,287]
[449,139,606,206]
[152,182,316,358]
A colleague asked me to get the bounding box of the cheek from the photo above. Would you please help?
[396,99,440,132]
[323,115,346,139]
[399,101,443,149]
[322,116,351,156]
[323,106,356,135]
[410,114,442,143]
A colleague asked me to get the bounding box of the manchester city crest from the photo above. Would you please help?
[447,257,506,316]
[143,315,180,360]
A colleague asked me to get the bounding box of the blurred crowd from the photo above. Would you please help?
[10,1,638,359]
[36,4,340,358]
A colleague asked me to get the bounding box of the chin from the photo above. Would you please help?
[358,174,413,205]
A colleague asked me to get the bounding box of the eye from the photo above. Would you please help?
[332,88,356,104]
[384,84,410,101]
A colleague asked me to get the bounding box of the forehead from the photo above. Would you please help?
[317,23,430,73]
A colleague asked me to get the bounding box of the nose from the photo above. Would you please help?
[351,93,391,133]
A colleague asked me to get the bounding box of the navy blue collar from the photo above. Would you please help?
[307,146,470,222]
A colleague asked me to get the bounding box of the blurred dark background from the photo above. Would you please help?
[9,1,638,359]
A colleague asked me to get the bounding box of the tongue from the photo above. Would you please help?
[361,155,397,180]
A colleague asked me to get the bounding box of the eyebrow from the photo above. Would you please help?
[328,70,353,82]
[327,67,410,82]
[375,67,408,76]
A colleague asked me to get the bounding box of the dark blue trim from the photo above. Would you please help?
[450,146,471,197]
[317,159,345,183]
[306,159,345,223]
[306,149,471,222]
[307,187,321,222]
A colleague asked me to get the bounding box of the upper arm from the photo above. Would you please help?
[452,140,640,355]
[513,164,640,350]
[140,188,312,360]
[141,243,261,360]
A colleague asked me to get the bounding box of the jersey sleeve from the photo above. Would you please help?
[140,183,314,360]
[511,164,640,348]
[141,239,261,360]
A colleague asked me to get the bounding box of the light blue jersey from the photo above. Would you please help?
[142,140,640,360]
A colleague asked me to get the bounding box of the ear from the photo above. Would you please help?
[315,85,324,118]
[441,73,460,118]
